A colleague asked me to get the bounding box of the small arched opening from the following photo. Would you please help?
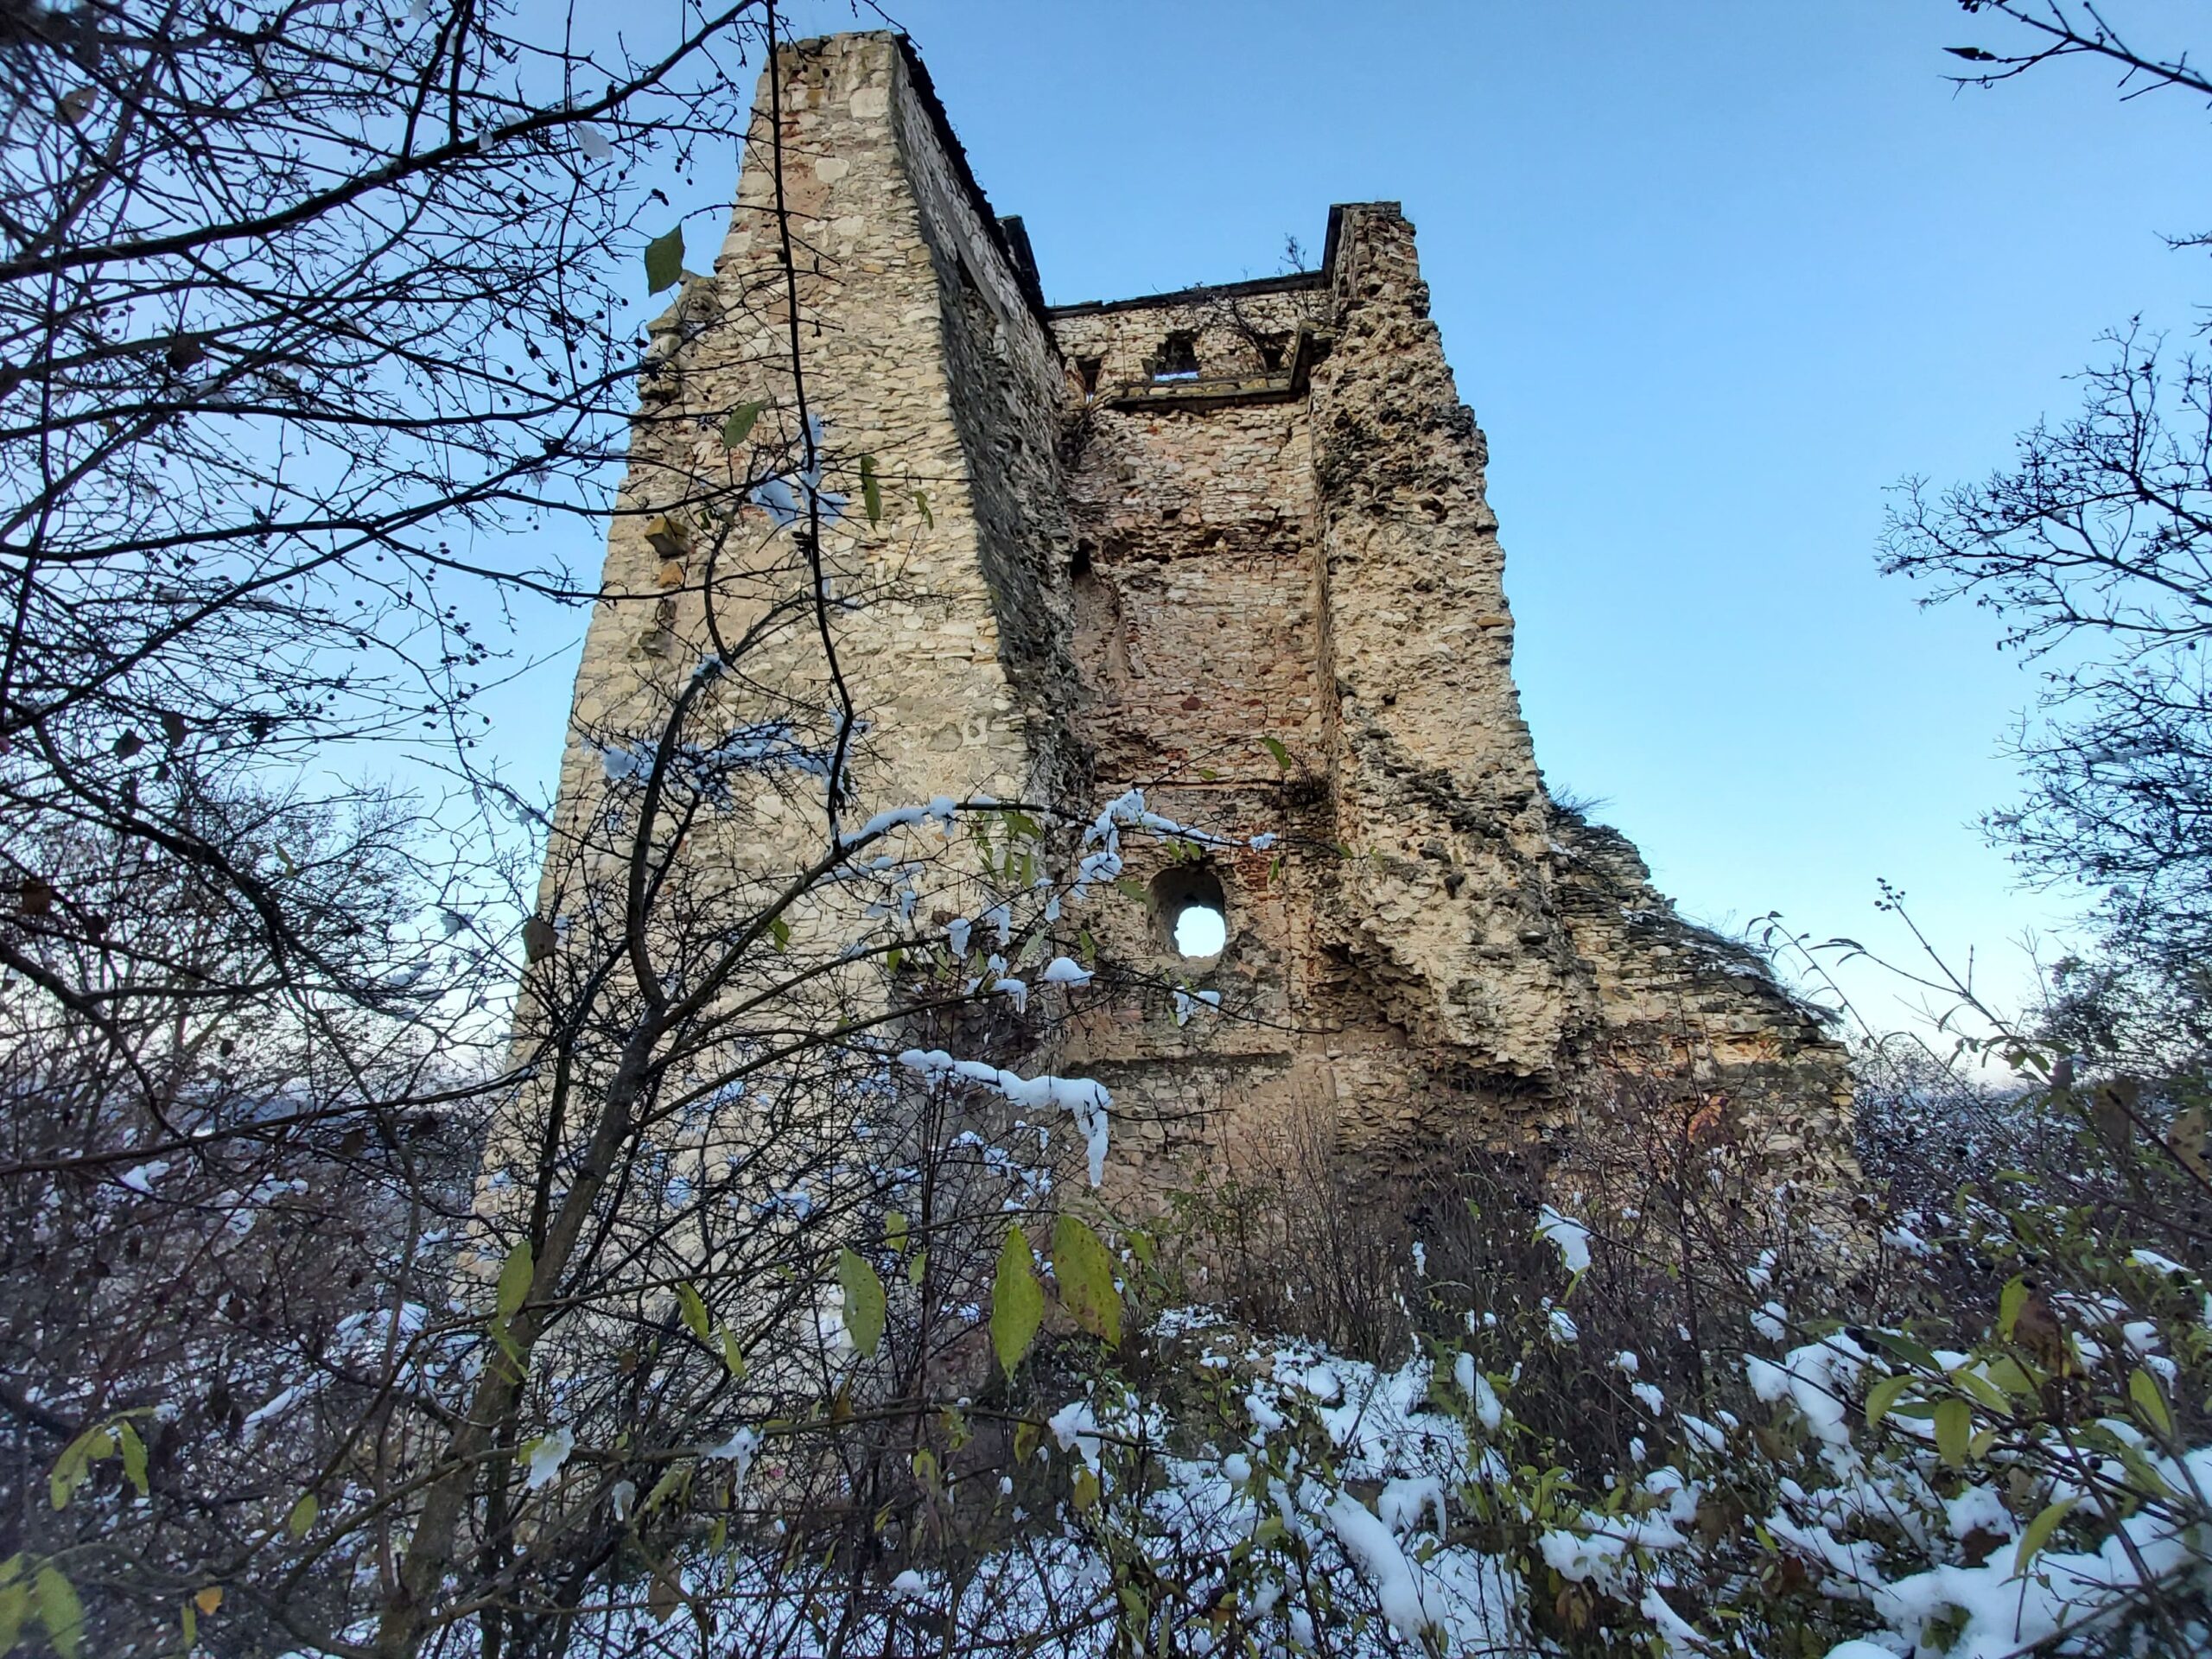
[1151,865,1227,960]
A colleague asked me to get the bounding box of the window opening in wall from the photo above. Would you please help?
[1076,355,1103,400]
[1256,332,1288,372]
[1150,865,1227,959]
[1151,332,1199,384]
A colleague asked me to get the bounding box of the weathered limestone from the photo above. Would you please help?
[542,31,1853,1205]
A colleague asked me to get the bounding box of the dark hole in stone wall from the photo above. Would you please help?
[1151,332,1199,384]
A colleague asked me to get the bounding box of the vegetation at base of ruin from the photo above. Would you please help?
[1,2,2209,1657]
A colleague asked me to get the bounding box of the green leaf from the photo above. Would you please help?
[677,1282,711,1344]
[644,226,684,294]
[1984,1356,2040,1398]
[719,1328,748,1380]
[1953,1369,2014,1418]
[47,1421,105,1510]
[721,400,764,448]
[1998,1275,2029,1341]
[885,1211,909,1255]
[1260,735,1292,772]
[180,1598,196,1650]
[641,1463,688,1515]
[837,1248,886,1357]
[1934,1397,1972,1468]
[860,454,880,526]
[769,915,791,952]
[906,1246,927,1287]
[0,1580,25,1654]
[2128,1366,2174,1438]
[2115,1440,2177,1501]
[496,1240,535,1319]
[286,1491,318,1539]
[1865,1373,1913,1427]
[990,1225,1045,1376]
[117,1421,148,1497]
[34,1565,81,1659]
[913,489,933,529]
[1866,1330,1942,1374]
[1051,1214,1122,1347]
[2012,1496,2076,1579]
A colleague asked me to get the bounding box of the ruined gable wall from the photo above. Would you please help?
[546,32,1053,861]
[660,34,1070,833]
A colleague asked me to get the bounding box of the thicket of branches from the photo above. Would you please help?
[0,7,1299,1656]
[0,2,1108,1652]
[1884,2,2212,1072]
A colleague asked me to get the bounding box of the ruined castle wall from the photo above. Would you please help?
[1039,209,1852,1185]
[1052,296,1326,785]
[1040,260,1592,1179]
[499,35,1077,1223]
[523,30,1854,1211]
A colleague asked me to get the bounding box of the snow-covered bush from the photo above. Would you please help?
[1086,1056,2212,1657]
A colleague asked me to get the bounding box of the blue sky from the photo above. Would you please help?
[503,1,2210,1033]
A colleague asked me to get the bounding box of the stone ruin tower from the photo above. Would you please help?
[547,32,1853,1199]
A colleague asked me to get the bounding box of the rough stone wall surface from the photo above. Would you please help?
[537,30,1853,1203]
[536,33,1079,943]
[1303,205,1591,1076]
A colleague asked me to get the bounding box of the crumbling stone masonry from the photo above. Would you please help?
[546,31,1853,1201]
